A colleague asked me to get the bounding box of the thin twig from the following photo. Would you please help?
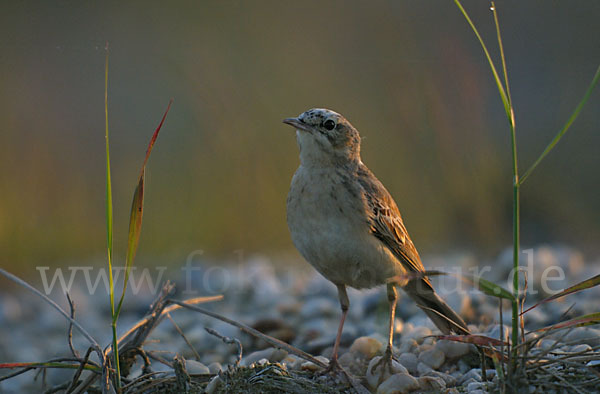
[543,366,586,394]
[113,295,223,351]
[166,313,202,361]
[0,269,102,353]
[0,268,108,392]
[66,347,95,394]
[168,299,370,394]
[168,299,327,369]
[146,351,174,368]
[70,373,99,394]
[66,292,81,359]
[205,327,243,366]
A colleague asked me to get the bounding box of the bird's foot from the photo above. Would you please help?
[318,356,342,375]
[370,346,396,383]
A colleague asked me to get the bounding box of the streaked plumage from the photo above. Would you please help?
[283,108,469,370]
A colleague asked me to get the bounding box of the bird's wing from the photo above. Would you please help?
[356,165,432,288]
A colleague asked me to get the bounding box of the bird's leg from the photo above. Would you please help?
[325,284,349,373]
[373,283,398,375]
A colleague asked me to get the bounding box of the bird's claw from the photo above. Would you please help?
[372,346,396,376]
[318,357,341,376]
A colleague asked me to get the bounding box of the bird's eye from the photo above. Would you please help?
[323,119,336,130]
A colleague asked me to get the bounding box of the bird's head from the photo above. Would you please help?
[283,108,361,167]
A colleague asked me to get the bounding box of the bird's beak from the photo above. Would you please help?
[283,117,312,132]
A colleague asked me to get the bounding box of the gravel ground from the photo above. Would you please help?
[1,245,599,393]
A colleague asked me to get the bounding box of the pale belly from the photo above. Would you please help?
[286,167,405,289]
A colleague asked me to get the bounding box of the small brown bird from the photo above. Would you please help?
[283,108,469,371]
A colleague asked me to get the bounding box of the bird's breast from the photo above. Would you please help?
[286,166,403,289]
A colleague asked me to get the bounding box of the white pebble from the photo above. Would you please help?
[377,373,419,394]
[418,348,445,369]
[570,344,592,353]
[435,339,472,359]
[564,327,600,346]
[402,326,432,344]
[399,338,417,353]
[423,371,457,387]
[417,361,433,375]
[207,362,223,374]
[467,381,483,391]
[397,353,418,374]
[301,355,329,372]
[418,375,446,391]
[184,359,209,374]
[205,375,222,394]
[459,368,482,385]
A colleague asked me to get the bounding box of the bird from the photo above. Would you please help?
[283,108,469,372]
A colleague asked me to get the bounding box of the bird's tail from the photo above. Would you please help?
[403,279,470,335]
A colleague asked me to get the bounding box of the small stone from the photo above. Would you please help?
[459,368,482,385]
[435,339,472,359]
[241,349,270,366]
[485,324,510,341]
[184,360,209,374]
[397,353,418,374]
[283,354,301,366]
[424,371,457,387]
[538,338,559,350]
[350,336,383,359]
[393,319,404,335]
[402,322,415,334]
[399,338,417,353]
[290,356,304,371]
[418,348,445,369]
[300,297,338,318]
[417,361,433,375]
[301,355,329,372]
[207,362,222,374]
[417,375,446,391]
[338,351,356,369]
[241,348,287,366]
[467,381,483,391]
[205,375,222,394]
[366,356,408,389]
[377,373,419,394]
[402,326,432,344]
[570,344,592,353]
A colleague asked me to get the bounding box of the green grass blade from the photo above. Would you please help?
[460,274,516,301]
[522,274,600,315]
[104,43,114,314]
[453,0,511,119]
[115,99,173,318]
[492,2,513,110]
[490,1,521,366]
[388,270,515,301]
[520,63,600,185]
[104,42,121,389]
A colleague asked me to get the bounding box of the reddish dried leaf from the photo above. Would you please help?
[522,274,600,315]
[536,312,600,332]
[115,100,172,317]
[434,334,508,347]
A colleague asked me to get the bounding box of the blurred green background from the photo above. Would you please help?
[1,1,599,274]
